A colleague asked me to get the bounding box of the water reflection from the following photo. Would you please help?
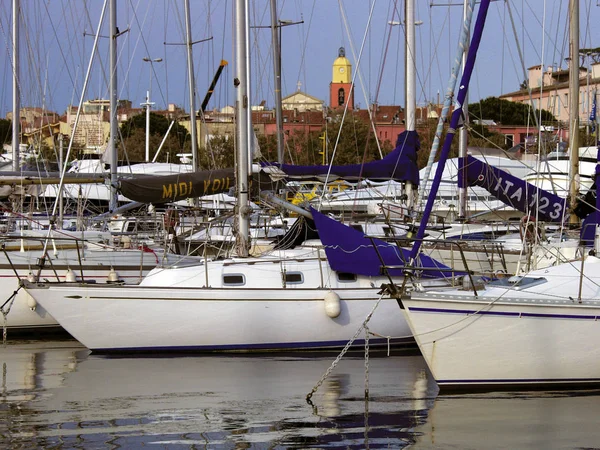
[411,390,600,449]
[1,342,436,448]
[3,341,599,448]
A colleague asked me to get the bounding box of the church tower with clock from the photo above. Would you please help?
[330,47,354,110]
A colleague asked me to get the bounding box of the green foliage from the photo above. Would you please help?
[118,112,190,163]
[468,96,556,126]
[0,119,12,145]
[199,133,235,169]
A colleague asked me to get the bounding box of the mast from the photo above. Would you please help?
[568,0,579,225]
[108,0,118,212]
[405,0,416,208]
[12,0,19,171]
[184,0,199,172]
[458,0,470,220]
[234,0,251,256]
[410,0,491,261]
[416,0,476,212]
[270,0,285,164]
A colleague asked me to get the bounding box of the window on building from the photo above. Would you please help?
[505,134,514,148]
[338,88,345,106]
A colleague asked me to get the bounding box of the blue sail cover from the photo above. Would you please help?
[261,130,420,184]
[459,155,567,223]
[310,207,459,278]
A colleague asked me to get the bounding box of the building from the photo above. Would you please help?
[500,62,600,126]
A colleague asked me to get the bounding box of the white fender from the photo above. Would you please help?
[65,269,77,282]
[324,290,341,318]
[107,267,122,284]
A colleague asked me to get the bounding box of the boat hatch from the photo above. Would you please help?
[489,276,547,290]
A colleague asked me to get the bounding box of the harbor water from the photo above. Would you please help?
[2,338,600,449]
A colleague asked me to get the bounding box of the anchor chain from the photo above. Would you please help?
[306,293,384,411]
[1,286,21,345]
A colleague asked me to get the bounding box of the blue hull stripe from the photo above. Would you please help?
[410,306,600,321]
[93,337,413,353]
[438,377,600,384]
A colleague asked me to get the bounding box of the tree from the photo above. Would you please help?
[468,96,556,126]
[199,133,235,169]
[0,119,12,145]
[118,112,190,163]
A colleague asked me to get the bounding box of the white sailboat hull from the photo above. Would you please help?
[26,282,411,352]
[400,257,600,391]
[2,244,199,331]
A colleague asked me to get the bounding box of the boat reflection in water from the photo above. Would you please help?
[3,341,600,448]
[2,342,436,448]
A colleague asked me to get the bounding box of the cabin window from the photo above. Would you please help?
[338,88,345,106]
[337,272,357,282]
[284,272,304,284]
[350,224,364,232]
[223,274,245,286]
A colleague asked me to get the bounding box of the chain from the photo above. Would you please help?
[1,291,18,346]
[306,293,385,411]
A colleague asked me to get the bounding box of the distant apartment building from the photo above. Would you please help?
[500,62,600,126]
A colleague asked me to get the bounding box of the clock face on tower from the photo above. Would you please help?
[339,67,345,73]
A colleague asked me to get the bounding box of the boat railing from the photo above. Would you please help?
[366,235,497,297]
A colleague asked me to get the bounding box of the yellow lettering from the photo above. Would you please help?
[179,182,188,196]
[162,184,173,199]
[203,179,210,194]
[213,178,221,193]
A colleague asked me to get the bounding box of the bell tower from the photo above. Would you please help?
[329,47,354,110]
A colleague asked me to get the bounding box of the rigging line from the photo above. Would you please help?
[126,0,166,105]
[113,1,146,112]
[127,0,167,108]
[41,2,79,106]
[372,0,399,108]
[337,0,383,161]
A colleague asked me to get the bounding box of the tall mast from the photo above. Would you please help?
[568,0,579,225]
[109,0,118,212]
[184,0,199,172]
[12,0,20,171]
[458,0,470,220]
[405,0,416,208]
[270,0,284,164]
[235,0,251,257]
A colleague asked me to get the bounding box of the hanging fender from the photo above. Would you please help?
[324,290,341,318]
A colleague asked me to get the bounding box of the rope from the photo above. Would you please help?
[306,292,385,411]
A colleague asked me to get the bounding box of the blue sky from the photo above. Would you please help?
[1,1,599,118]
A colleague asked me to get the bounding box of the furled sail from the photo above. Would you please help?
[310,207,458,278]
[118,168,235,203]
[459,154,567,223]
[260,130,420,184]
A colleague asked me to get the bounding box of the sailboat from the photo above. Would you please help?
[1,0,206,334]
[389,0,600,392]
[20,0,461,353]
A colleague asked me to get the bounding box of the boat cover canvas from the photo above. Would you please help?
[459,154,567,223]
[118,168,235,203]
[260,130,420,184]
[310,207,459,278]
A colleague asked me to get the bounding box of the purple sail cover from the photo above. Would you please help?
[459,155,567,223]
[310,207,459,278]
[261,130,420,184]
